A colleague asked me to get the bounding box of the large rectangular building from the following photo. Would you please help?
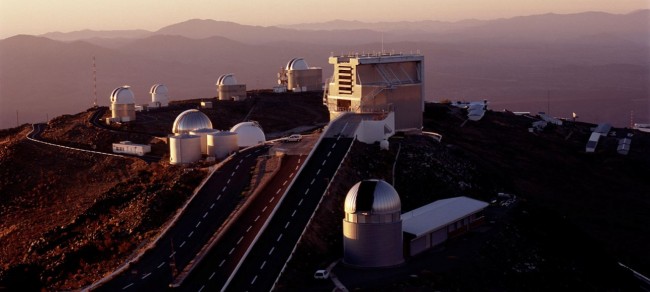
[325,53,424,130]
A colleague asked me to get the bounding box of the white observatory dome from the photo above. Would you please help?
[344,179,401,215]
[230,121,266,147]
[216,74,238,86]
[110,86,135,105]
[286,58,309,70]
[150,84,169,95]
[172,109,213,134]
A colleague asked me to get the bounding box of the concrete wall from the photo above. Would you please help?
[218,84,247,101]
[288,68,322,92]
[110,103,136,122]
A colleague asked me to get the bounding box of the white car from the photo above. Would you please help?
[285,134,302,142]
[313,269,329,279]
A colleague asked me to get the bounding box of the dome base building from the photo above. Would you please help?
[278,58,322,92]
[109,86,136,123]
[217,74,247,101]
[343,179,404,268]
[149,84,169,107]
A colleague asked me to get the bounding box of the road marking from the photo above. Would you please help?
[141,273,151,280]
[251,275,258,284]
[298,199,303,206]
[210,203,215,209]
[310,178,315,185]
[269,247,275,255]
[240,158,244,163]
[289,172,294,178]
[196,221,201,228]
[217,195,222,200]
[237,236,243,244]
[180,241,186,248]
[327,151,331,157]
[209,271,216,280]
[269,196,275,203]
[304,188,309,195]
[157,262,165,269]
[227,178,231,184]
[198,285,205,292]
[285,221,290,228]
[276,188,282,194]
[203,212,209,218]
[246,154,251,157]
[229,247,235,255]
[322,160,327,166]
[222,186,227,192]
[219,259,225,267]
[298,158,301,163]
[283,180,288,186]
[295,165,299,170]
[230,172,235,177]
[316,169,321,175]
[188,231,194,238]
[291,210,297,217]
[332,143,337,148]
[246,225,252,232]
[262,206,268,212]
[277,233,283,242]
[235,165,239,170]
[169,251,176,258]
[254,215,260,221]
[122,283,134,290]
[260,261,266,269]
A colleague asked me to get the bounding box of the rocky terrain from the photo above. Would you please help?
[0,92,328,290]
[278,103,650,291]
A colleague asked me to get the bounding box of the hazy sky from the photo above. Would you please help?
[0,0,647,38]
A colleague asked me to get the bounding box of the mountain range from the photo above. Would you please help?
[1,10,648,129]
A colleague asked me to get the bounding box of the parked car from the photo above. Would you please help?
[285,134,303,142]
[313,269,330,279]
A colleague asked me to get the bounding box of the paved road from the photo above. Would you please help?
[223,136,353,292]
[93,146,269,291]
[178,154,306,291]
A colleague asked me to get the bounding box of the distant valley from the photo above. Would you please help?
[1,10,648,129]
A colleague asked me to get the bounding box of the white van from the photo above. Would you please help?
[313,269,329,279]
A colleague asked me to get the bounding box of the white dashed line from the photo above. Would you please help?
[316,169,321,175]
[196,221,201,228]
[332,143,337,148]
[217,195,222,200]
[180,241,186,248]
[269,247,275,255]
[198,285,205,292]
[169,251,176,258]
[295,166,299,170]
[289,172,294,178]
[298,199,303,206]
[322,160,327,166]
[230,172,235,177]
[235,165,239,170]
[310,178,315,185]
[269,197,275,203]
[251,275,258,284]
[188,231,194,238]
[304,188,310,195]
[298,158,301,163]
[157,262,165,268]
[210,203,215,209]
[277,233,283,242]
[203,212,209,218]
[285,221,290,228]
[237,236,243,244]
[291,210,297,217]
[260,261,266,269]
[122,283,134,290]
[141,273,151,280]
[276,188,282,194]
[283,180,288,186]
[254,215,260,221]
[246,226,252,232]
[262,206,268,212]
[227,178,231,184]
[246,154,251,157]
[229,247,235,255]
[219,259,226,267]
[222,186,227,192]
[327,151,331,157]
[209,271,216,280]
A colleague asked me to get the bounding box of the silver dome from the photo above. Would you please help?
[172,109,213,134]
[344,179,401,215]
[285,58,309,70]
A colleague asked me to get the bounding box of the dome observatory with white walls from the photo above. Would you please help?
[172,109,213,135]
[230,121,265,147]
[343,179,404,268]
[109,86,136,123]
[278,58,323,92]
[216,73,247,101]
[149,84,169,108]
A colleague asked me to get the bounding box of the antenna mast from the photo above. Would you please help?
[92,56,98,107]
